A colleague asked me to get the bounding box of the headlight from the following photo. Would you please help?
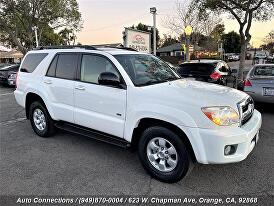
[202,106,239,126]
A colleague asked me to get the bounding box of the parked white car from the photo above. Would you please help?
[232,54,240,61]
[255,53,267,59]
[14,46,262,183]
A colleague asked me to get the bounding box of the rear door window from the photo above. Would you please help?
[178,63,215,77]
[55,54,78,80]
[21,53,48,73]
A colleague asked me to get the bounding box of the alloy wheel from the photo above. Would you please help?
[146,137,178,172]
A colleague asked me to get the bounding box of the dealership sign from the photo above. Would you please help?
[123,28,151,53]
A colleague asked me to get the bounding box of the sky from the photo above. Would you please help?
[76,0,274,47]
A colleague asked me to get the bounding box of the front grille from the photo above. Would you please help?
[237,97,254,126]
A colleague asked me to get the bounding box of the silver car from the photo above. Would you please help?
[244,64,274,103]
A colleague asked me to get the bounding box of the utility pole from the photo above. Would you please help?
[32,26,39,47]
[150,7,157,55]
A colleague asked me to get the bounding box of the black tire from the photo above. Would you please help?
[138,126,191,183]
[29,101,55,137]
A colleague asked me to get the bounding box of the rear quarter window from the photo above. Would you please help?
[46,55,58,77]
[20,53,48,73]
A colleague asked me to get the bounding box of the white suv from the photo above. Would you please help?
[14,46,262,183]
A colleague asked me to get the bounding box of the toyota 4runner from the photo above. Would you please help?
[14,46,262,183]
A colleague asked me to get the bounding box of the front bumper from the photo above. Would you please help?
[187,109,262,164]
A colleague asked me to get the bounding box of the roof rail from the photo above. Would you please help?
[117,47,138,52]
[33,45,97,50]
[95,45,138,52]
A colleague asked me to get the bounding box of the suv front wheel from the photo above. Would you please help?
[138,126,191,183]
[29,101,55,137]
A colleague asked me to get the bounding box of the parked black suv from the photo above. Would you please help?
[176,60,236,87]
[0,64,19,86]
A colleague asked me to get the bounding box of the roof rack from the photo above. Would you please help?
[33,45,97,50]
[95,45,138,52]
[117,47,138,52]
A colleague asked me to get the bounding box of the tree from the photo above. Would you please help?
[261,30,274,53]
[58,28,77,46]
[222,31,241,53]
[160,34,179,47]
[210,24,225,41]
[0,0,82,54]
[164,0,222,45]
[193,0,274,81]
[130,23,160,51]
[39,26,66,46]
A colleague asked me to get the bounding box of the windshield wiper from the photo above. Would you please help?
[164,76,180,82]
[137,80,165,86]
[137,76,179,87]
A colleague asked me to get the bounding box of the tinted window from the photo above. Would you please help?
[178,63,215,76]
[10,65,20,71]
[81,54,119,84]
[56,54,78,80]
[21,53,48,73]
[47,55,58,77]
[254,66,274,77]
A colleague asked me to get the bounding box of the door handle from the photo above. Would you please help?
[75,85,85,91]
[44,79,52,84]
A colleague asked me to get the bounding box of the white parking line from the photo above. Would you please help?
[0,92,14,96]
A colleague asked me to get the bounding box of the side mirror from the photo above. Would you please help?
[98,72,123,88]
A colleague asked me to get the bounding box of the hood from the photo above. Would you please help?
[140,79,248,111]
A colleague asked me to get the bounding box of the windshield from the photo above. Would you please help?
[114,54,180,86]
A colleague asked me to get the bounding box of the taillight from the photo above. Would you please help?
[15,72,19,88]
[244,79,252,87]
[210,72,221,80]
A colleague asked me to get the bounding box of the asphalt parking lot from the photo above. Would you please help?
[0,85,273,201]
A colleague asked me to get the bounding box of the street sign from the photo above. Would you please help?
[123,28,151,53]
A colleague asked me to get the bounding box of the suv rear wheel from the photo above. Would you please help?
[29,101,55,137]
[138,126,191,183]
